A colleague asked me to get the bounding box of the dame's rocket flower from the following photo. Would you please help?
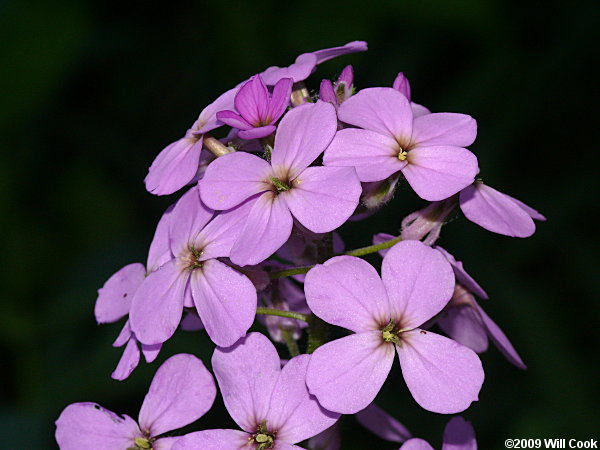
[304,240,484,414]
[217,75,293,140]
[459,181,545,237]
[201,101,361,266]
[55,354,216,450]
[324,87,479,201]
[319,65,355,108]
[392,72,430,118]
[173,333,339,450]
[435,247,527,369]
[130,185,257,347]
[145,87,238,196]
[260,41,367,86]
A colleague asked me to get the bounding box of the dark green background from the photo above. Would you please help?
[1,0,598,448]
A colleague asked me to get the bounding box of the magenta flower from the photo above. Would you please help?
[145,87,238,196]
[459,181,545,237]
[304,240,484,414]
[200,101,362,266]
[217,75,293,140]
[320,65,355,107]
[260,41,368,86]
[173,332,339,450]
[129,185,257,347]
[55,353,216,450]
[324,87,479,201]
[399,416,476,450]
[94,206,174,380]
[435,246,527,369]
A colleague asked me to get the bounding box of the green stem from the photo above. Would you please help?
[342,235,402,257]
[256,307,310,323]
[281,329,300,357]
[268,236,403,279]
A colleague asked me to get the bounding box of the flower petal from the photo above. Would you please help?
[392,72,411,100]
[196,195,256,260]
[171,429,250,450]
[266,77,293,123]
[138,354,216,436]
[283,166,361,233]
[141,342,162,363]
[191,259,256,347]
[324,128,405,182]
[355,403,412,443]
[437,305,489,353]
[319,79,337,104]
[95,263,146,324]
[434,246,489,299]
[397,330,484,414]
[168,186,214,256]
[216,110,253,130]
[238,125,277,140]
[442,416,477,450]
[200,152,271,210]
[55,403,141,450]
[111,338,140,381]
[147,205,175,271]
[401,438,435,450]
[271,101,337,178]
[130,260,187,345]
[260,53,317,85]
[403,146,478,201]
[312,41,368,64]
[305,255,390,332]
[412,113,477,148]
[267,354,340,444]
[230,193,293,266]
[235,75,270,125]
[338,87,413,140]
[474,301,526,369]
[306,331,395,414]
[382,240,455,329]
[145,136,202,196]
[212,332,282,432]
[459,183,536,237]
[196,87,239,133]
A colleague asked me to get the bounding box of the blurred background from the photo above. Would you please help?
[1,0,598,448]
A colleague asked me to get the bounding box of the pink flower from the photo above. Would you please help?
[324,87,479,201]
[217,75,293,140]
[173,333,339,450]
[55,354,216,450]
[399,416,476,450]
[129,186,257,347]
[200,101,361,266]
[304,240,484,414]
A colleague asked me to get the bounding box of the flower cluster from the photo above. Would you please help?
[56,41,544,449]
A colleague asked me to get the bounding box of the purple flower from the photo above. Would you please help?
[356,403,412,444]
[200,101,362,266]
[55,353,216,450]
[130,185,257,347]
[320,65,355,107]
[304,240,484,414]
[172,332,339,450]
[435,246,527,369]
[459,181,545,237]
[260,41,368,86]
[94,206,174,380]
[217,75,293,140]
[324,87,479,201]
[399,416,476,450]
[145,87,238,196]
[399,200,457,245]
